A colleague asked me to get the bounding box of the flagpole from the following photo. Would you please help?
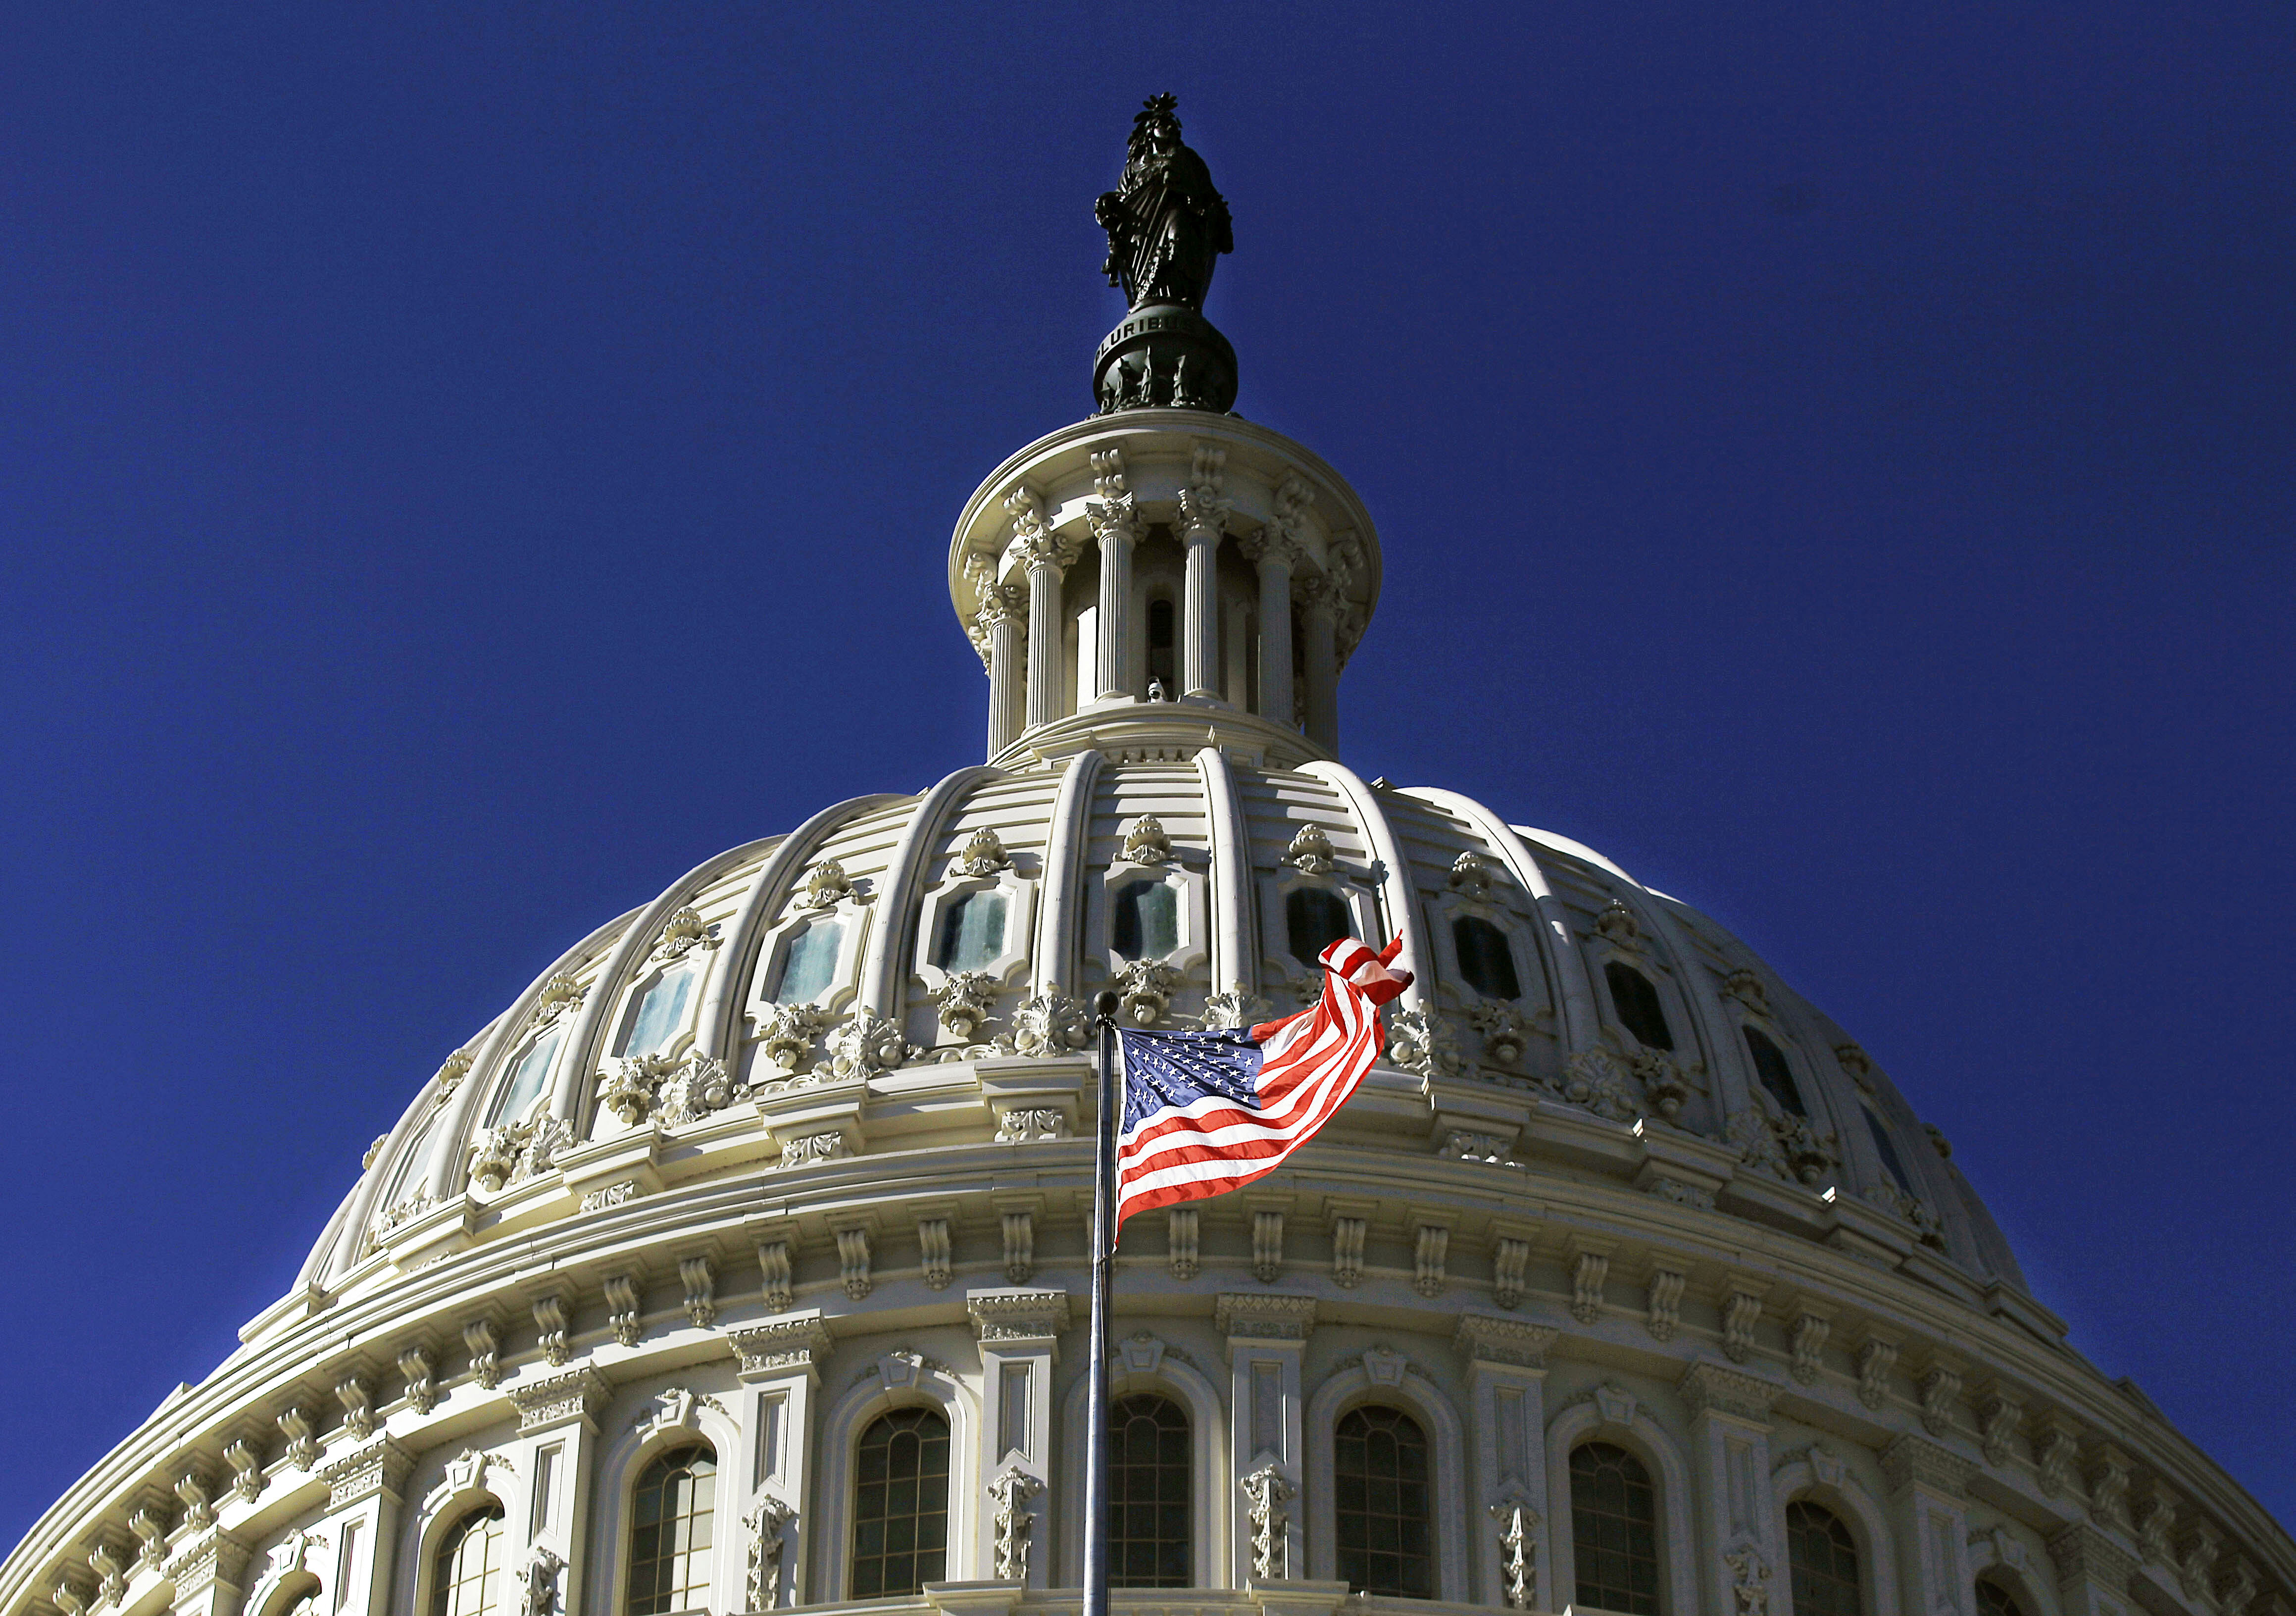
[1083,990,1121,1616]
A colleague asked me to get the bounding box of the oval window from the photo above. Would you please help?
[935,889,1009,973]
[1113,878,1180,960]
[773,918,845,1004]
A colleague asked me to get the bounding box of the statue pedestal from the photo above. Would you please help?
[1094,302,1238,414]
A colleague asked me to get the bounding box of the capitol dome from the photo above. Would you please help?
[7,106,2289,1616]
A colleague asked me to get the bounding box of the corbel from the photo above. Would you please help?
[1324,1197,1376,1290]
[1913,1349,1963,1438]
[827,1208,879,1302]
[218,1420,268,1504]
[1716,1270,1770,1364]
[679,1251,719,1328]
[747,1215,799,1312]
[1562,1232,1616,1324]
[1404,1205,1454,1299]
[1243,1190,1293,1284]
[518,1273,576,1367]
[1486,1216,1541,1313]
[1783,1296,1836,1384]
[1852,1328,1900,1411]
[991,1192,1045,1286]
[602,1271,646,1348]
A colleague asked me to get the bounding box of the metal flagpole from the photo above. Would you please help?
[1083,990,1122,1616]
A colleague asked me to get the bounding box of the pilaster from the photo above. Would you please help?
[162,1532,252,1616]
[1217,1293,1315,1585]
[1678,1362,1784,1616]
[729,1312,833,1608]
[507,1368,609,1616]
[313,1437,414,1616]
[967,1289,1071,1588]
[1454,1316,1556,1610]
[1881,1432,1980,1616]
[2049,1522,2139,1616]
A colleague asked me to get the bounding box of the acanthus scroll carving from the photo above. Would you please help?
[1011,991,1091,1057]
[1239,1465,1293,1580]
[954,826,1012,876]
[649,906,719,963]
[745,1498,796,1610]
[755,1002,833,1076]
[1489,1489,1539,1610]
[1283,823,1336,874]
[932,971,999,1040]
[469,1113,576,1190]
[1198,989,1272,1031]
[1005,485,1080,575]
[1385,1006,1466,1080]
[1724,1543,1772,1614]
[1469,1000,1526,1065]
[1116,958,1181,1025]
[516,1548,563,1616]
[796,859,858,911]
[825,1007,918,1079]
[987,1467,1044,1581]
[1122,815,1171,864]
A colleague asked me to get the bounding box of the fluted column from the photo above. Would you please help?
[967,556,1027,758]
[1239,528,1298,725]
[1087,449,1140,700]
[1299,572,1340,751]
[1005,485,1079,733]
[1178,485,1226,701]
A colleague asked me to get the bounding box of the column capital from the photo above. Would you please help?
[1295,570,1340,616]
[317,1435,416,1509]
[1216,1292,1317,1344]
[965,1287,1072,1346]
[1087,491,1141,549]
[1879,1431,1977,1498]
[727,1312,833,1382]
[1453,1313,1557,1370]
[1177,484,1231,541]
[1677,1360,1782,1423]
[1005,483,1079,574]
[163,1532,253,1598]
[2046,1522,2138,1595]
[509,1365,613,1434]
[1237,525,1305,570]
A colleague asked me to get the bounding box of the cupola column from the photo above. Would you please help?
[1087,450,1141,700]
[1178,485,1227,701]
[1239,531,1298,728]
[967,561,1028,758]
[1299,572,1341,752]
[1005,486,1080,733]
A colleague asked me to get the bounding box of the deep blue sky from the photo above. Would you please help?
[1,2,2289,1544]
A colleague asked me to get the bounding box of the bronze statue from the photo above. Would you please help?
[1096,94,1233,313]
[1089,95,1240,415]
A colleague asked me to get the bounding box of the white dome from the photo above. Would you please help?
[7,328,2286,1616]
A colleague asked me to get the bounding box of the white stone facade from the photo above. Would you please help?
[3,408,2288,1616]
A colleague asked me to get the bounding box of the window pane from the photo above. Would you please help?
[774,919,845,1005]
[851,1410,949,1598]
[490,1026,564,1125]
[1866,1109,1916,1195]
[1334,1406,1433,1598]
[380,1111,441,1210]
[431,1504,504,1616]
[1571,1443,1660,1616]
[1603,962,1674,1051]
[1743,1026,1804,1116]
[1108,1396,1191,1587]
[1786,1501,1861,1616]
[626,1447,715,1616]
[1452,915,1522,1000]
[1114,878,1180,960]
[1976,1580,2031,1616]
[1287,887,1353,967]
[935,890,1009,973]
[624,960,700,1059]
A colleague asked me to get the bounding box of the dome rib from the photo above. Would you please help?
[1193,745,1253,998]
[1409,786,1604,1056]
[697,793,909,1062]
[1300,759,1429,1008]
[1030,751,1102,995]
[857,764,1002,1013]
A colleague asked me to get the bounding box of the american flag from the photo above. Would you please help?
[1113,936,1413,1225]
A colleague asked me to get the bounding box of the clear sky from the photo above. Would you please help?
[1,1,2289,1545]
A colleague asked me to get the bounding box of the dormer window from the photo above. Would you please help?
[934,888,1009,973]
[1604,961,1673,1050]
[1451,915,1521,1000]
[1287,886,1352,966]
[773,918,844,1004]
[622,957,701,1059]
[1113,877,1180,960]
[489,1025,564,1125]
[1742,1026,1804,1116]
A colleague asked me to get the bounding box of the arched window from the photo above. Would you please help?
[430,1503,505,1616]
[934,889,1009,974]
[851,1409,949,1598]
[1785,1501,1861,1616]
[1865,1108,1916,1196]
[1147,596,1177,695]
[1451,915,1521,1001]
[627,1445,715,1616]
[773,918,845,1004]
[1975,1579,2031,1616]
[1742,1026,1804,1116]
[1334,1406,1433,1598]
[1287,887,1353,967]
[1570,1442,1660,1615]
[489,1025,565,1126]
[1109,1394,1190,1587]
[1113,878,1180,960]
[1603,962,1673,1051]
[378,1108,442,1210]
[623,959,701,1059]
